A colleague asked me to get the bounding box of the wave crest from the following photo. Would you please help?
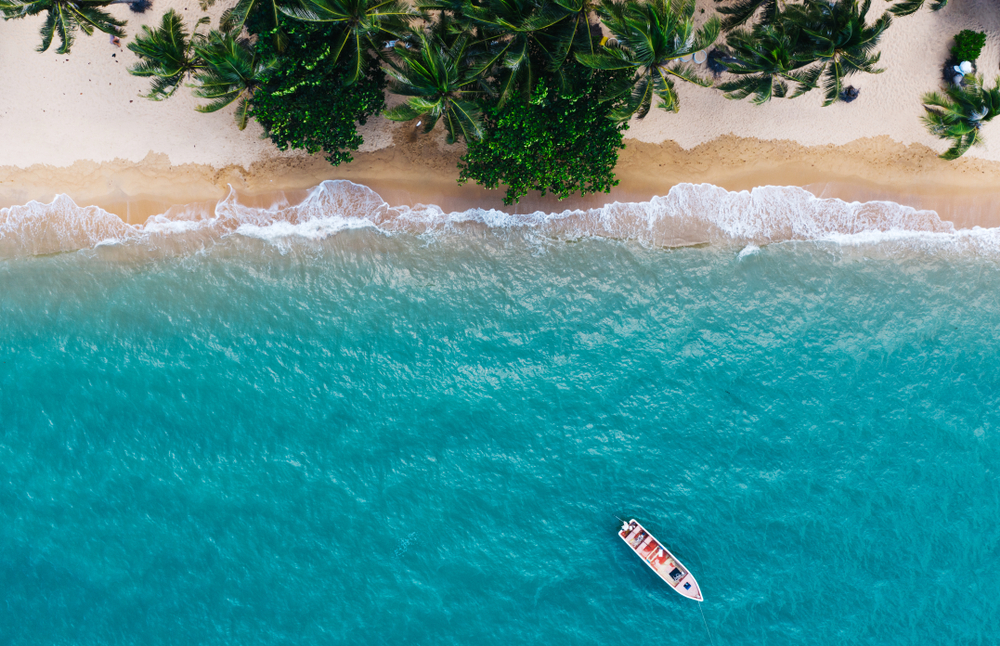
[0,180,990,258]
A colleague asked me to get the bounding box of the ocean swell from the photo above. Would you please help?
[0,180,992,258]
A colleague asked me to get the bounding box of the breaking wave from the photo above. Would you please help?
[1,180,997,258]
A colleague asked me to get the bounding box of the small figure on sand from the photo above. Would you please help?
[109,33,121,47]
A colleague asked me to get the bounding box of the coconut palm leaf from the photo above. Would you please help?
[383,30,488,143]
[576,0,720,119]
[191,30,279,129]
[922,76,1000,159]
[0,0,125,54]
[460,0,568,103]
[719,19,821,104]
[715,0,777,31]
[278,0,417,84]
[128,10,209,99]
[888,0,946,18]
[795,0,890,106]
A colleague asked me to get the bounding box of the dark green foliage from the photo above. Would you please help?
[576,0,720,119]
[249,20,387,165]
[720,0,890,106]
[922,75,1000,160]
[719,16,820,103]
[887,0,946,17]
[128,10,209,100]
[278,0,417,85]
[458,63,629,205]
[0,0,125,54]
[715,0,776,31]
[129,12,277,129]
[951,29,986,63]
[383,30,490,144]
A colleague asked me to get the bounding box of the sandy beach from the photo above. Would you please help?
[2,0,1000,225]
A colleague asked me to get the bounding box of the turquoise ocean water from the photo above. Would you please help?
[1,182,998,645]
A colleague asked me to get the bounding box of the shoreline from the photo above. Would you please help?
[4,134,1000,230]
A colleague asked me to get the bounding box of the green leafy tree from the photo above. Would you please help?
[383,30,489,143]
[719,16,821,104]
[951,29,986,63]
[794,0,891,106]
[0,0,125,54]
[576,0,720,119]
[922,76,1000,160]
[278,0,417,84]
[128,9,208,99]
[459,62,630,204]
[249,20,387,165]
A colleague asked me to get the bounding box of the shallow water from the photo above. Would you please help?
[1,185,999,645]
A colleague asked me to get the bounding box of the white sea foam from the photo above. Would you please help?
[0,179,996,258]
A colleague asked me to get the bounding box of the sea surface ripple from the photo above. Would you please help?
[1,215,999,645]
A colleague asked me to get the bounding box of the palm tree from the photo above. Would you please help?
[923,76,1000,160]
[383,30,489,143]
[794,0,891,106]
[0,0,125,54]
[714,0,777,31]
[198,0,302,51]
[191,30,279,129]
[460,0,567,103]
[719,18,821,104]
[278,0,417,85]
[546,0,600,68]
[887,0,946,17]
[576,0,720,119]
[128,9,208,99]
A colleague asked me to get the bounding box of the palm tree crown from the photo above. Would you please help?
[575,0,720,119]
[128,9,209,99]
[719,17,821,104]
[279,0,417,84]
[923,76,1000,160]
[383,30,489,143]
[191,30,280,129]
[793,0,891,106]
[0,0,125,54]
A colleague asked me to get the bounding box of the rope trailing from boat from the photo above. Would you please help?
[698,603,716,646]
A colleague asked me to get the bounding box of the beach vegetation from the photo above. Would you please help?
[715,0,776,31]
[576,0,721,119]
[886,0,945,18]
[951,30,986,63]
[128,10,209,100]
[129,13,277,129]
[249,19,387,165]
[720,0,890,106]
[792,0,891,106]
[383,30,490,143]
[0,0,126,54]
[190,30,279,129]
[922,75,1000,160]
[277,0,418,85]
[458,61,630,204]
[718,16,820,104]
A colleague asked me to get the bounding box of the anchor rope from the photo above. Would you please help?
[698,603,716,646]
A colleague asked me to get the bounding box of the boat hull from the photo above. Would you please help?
[618,519,703,602]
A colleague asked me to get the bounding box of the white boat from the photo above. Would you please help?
[619,519,703,602]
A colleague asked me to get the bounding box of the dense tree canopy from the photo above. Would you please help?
[459,61,630,204]
[249,19,387,164]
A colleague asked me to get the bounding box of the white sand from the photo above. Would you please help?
[0,0,998,171]
[628,0,1000,156]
